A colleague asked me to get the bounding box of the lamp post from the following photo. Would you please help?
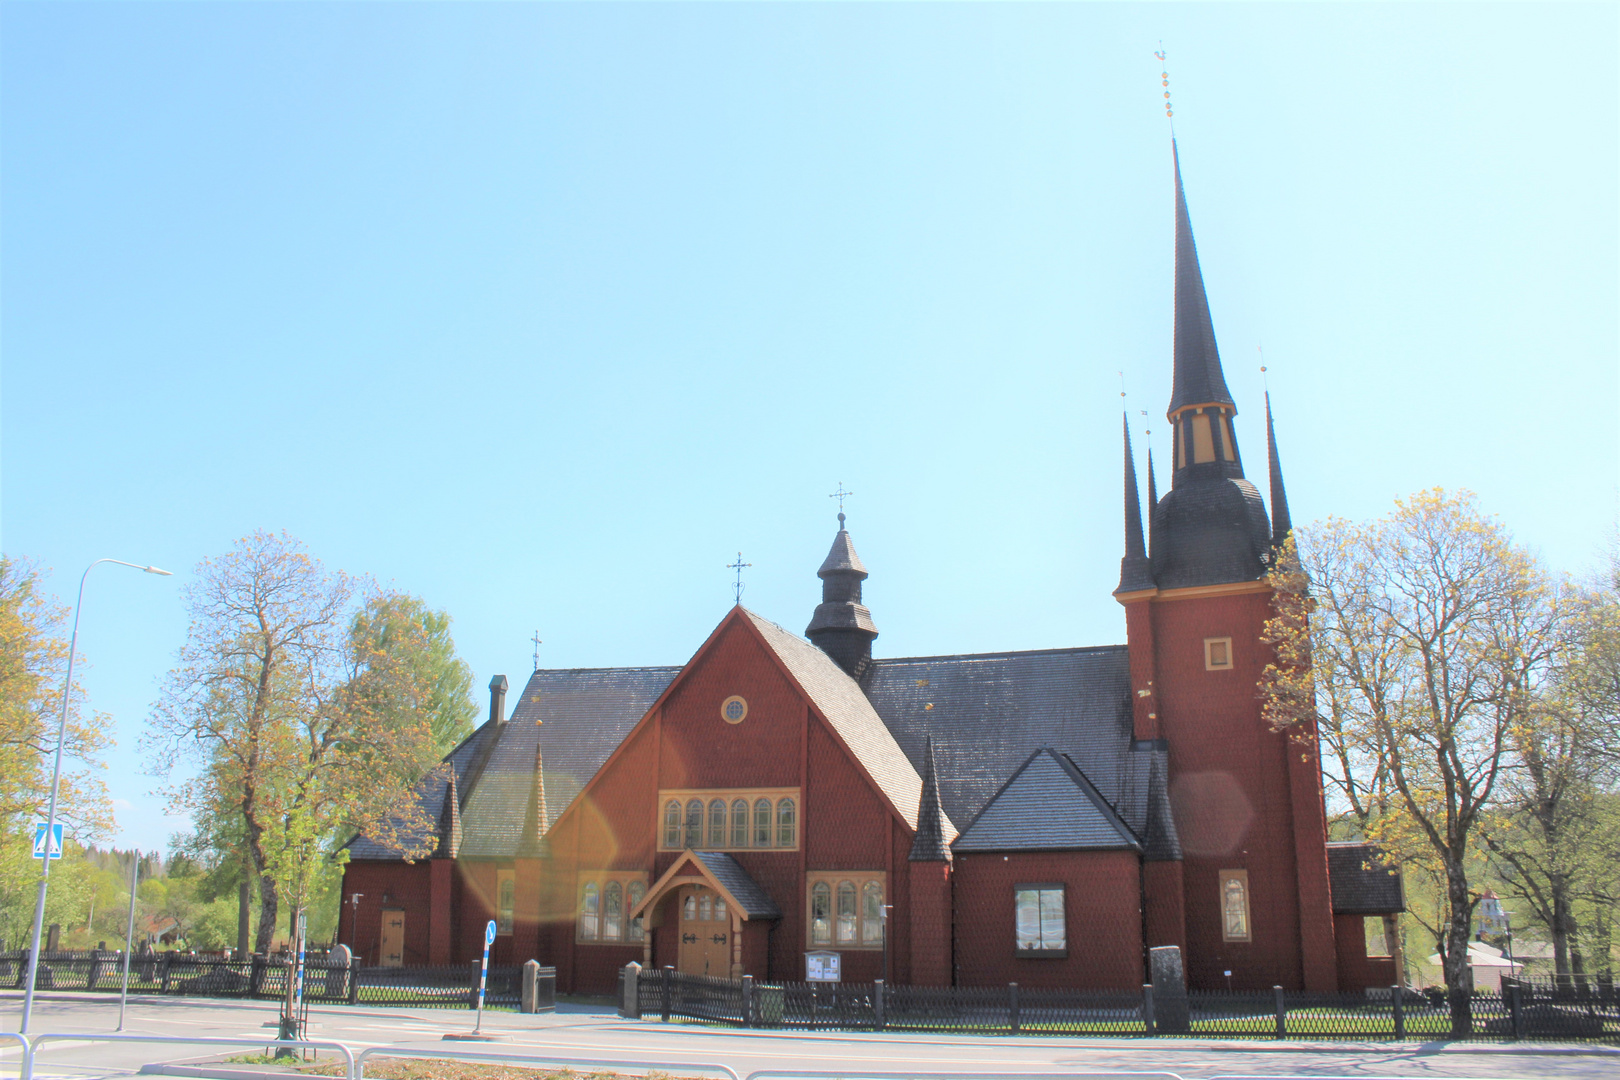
[20,558,171,1034]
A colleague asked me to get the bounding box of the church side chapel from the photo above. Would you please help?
[339,143,1405,996]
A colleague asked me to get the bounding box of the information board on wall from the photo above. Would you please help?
[805,951,841,982]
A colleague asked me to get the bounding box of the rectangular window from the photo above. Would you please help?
[1204,637,1233,670]
[1014,884,1066,957]
[805,872,885,949]
[1220,869,1251,942]
[1191,412,1215,463]
[1365,916,1391,958]
[496,869,516,936]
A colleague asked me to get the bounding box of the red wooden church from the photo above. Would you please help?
[339,145,1404,995]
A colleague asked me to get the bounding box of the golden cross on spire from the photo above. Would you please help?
[829,481,854,517]
[726,552,752,604]
[531,631,543,672]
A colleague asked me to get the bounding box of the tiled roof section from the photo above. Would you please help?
[954,749,1141,852]
[742,610,942,837]
[693,852,783,919]
[817,529,868,576]
[457,665,679,859]
[1169,141,1235,415]
[864,646,1135,837]
[1150,477,1271,589]
[344,724,489,861]
[1327,842,1405,914]
[908,736,950,862]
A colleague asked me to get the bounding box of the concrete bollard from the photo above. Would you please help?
[621,962,642,1019]
[521,959,541,1013]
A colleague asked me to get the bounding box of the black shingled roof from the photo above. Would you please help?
[954,748,1140,853]
[1327,842,1405,915]
[693,852,783,919]
[350,634,1176,865]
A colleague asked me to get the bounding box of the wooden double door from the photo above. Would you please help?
[676,885,732,977]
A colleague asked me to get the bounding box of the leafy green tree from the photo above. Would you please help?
[1263,490,1565,1032]
[146,532,450,953]
[348,594,476,758]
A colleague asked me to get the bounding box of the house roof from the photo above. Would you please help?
[954,748,1141,853]
[348,615,1177,864]
[1327,842,1406,914]
[629,849,783,922]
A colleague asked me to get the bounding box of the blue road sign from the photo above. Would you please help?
[32,823,64,860]
[485,919,497,947]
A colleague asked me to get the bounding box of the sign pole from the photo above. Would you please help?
[117,849,141,1031]
[474,919,494,1034]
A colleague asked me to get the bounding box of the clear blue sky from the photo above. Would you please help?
[3,3,1615,852]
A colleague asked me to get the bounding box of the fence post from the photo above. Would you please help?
[1391,985,1404,1039]
[1142,984,1155,1035]
[1273,985,1286,1039]
[873,978,884,1031]
[347,956,360,1006]
[1508,979,1524,1041]
[661,965,673,1023]
[159,953,173,993]
[741,973,754,1027]
[468,959,481,1010]
[1009,982,1020,1035]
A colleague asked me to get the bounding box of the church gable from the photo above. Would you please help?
[954,748,1140,853]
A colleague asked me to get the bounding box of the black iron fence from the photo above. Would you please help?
[626,967,1618,1042]
[0,950,550,1011]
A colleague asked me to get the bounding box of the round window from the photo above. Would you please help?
[721,695,748,724]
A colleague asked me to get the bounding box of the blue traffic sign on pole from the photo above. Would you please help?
[474,919,496,1034]
[32,823,64,860]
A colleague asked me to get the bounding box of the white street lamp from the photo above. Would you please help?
[20,558,171,1034]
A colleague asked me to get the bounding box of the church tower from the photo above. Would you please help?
[806,512,879,680]
[1116,143,1336,993]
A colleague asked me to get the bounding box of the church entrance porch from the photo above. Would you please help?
[676,885,731,977]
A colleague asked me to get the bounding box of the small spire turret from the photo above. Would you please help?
[909,736,950,862]
[1266,392,1293,548]
[806,513,878,679]
[1117,416,1155,594]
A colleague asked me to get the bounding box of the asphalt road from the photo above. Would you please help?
[3,992,1616,1080]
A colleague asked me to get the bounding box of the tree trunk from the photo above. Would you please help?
[237,879,251,955]
[255,873,279,955]
[1443,871,1474,1035]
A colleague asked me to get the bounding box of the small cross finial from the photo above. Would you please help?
[726,552,752,604]
[531,631,543,671]
[1155,44,1175,130]
[829,482,853,526]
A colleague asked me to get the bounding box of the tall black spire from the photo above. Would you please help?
[1149,143,1274,589]
[1118,416,1155,593]
[806,513,879,680]
[1265,392,1293,548]
[908,735,950,862]
[1146,448,1159,536]
[1170,142,1235,417]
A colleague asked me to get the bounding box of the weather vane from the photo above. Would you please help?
[531,631,543,672]
[727,552,752,604]
[829,481,854,526]
[1155,45,1174,128]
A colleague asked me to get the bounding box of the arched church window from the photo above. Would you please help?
[628,881,646,941]
[731,799,749,847]
[686,800,704,849]
[603,882,623,941]
[862,881,884,944]
[699,894,712,921]
[1220,870,1251,942]
[810,882,831,945]
[836,881,857,943]
[664,801,682,848]
[754,798,773,846]
[579,882,599,940]
[715,897,727,921]
[683,894,697,921]
[776,798,796,847]
[709,800,727,846]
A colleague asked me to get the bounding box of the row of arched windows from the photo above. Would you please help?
[577,879,647,942]
[662,796,796,850]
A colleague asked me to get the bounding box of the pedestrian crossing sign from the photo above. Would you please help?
[33,822,64,860]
